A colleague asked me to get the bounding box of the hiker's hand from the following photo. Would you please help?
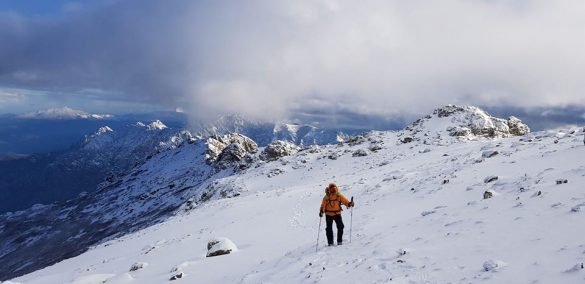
[319,211,323,217]
[348,201,354,207]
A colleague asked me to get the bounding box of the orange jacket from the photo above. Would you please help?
[320,192,350,216]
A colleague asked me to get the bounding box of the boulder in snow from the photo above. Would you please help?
[400,137,414,143]
[129,262,148,272]
[482,150,499,158]
[483,259,507,272]
[207,237,238,257]
[260,140,300,161]
[483,191,494,199]
[170,272,184,281]
[352,149,368,157]
[484,176,499,183]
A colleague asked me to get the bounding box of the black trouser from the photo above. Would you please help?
[325,214,344,244]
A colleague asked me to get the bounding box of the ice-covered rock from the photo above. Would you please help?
[483,259,507,272]
[129,262,148,272]
[206,237,238,257]
[260,140,300,161]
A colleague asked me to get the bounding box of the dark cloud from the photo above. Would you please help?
[1,0,585,123]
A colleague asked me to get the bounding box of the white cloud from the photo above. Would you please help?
[1,0,585,121]
[0,90,24,103]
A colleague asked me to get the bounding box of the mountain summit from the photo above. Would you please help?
[400,105,530,145]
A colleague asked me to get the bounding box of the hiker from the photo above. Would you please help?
[319,183,354,246]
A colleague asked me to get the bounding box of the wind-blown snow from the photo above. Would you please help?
[8,107,585,283]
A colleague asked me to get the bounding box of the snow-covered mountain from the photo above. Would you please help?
[194,114,363,146]
[19,107,113,120]
[4,105,585,283]
[0,120,186,213]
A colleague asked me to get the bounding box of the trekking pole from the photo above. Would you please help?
[316,216,322,252]
[350,196,354,243]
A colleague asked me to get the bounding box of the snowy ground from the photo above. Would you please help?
[7,126,585,283]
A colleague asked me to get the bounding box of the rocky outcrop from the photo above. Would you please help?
[404,105,531,144]
[260,140,300,161]
[205,134,258,168]
[207,237,238,257]
[436,105,530,138]
[507,116,530,136]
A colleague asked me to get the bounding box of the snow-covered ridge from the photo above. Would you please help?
[4,105,585,283]
[196,114,361,146]
[19,107,113,120]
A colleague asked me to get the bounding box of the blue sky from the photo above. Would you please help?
[1,0,585,123]
[0,0,81,17]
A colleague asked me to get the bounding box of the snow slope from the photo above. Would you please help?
[7,106,585,283]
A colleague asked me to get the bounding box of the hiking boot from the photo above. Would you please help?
[337,242,343,246]
[328,243,334,247]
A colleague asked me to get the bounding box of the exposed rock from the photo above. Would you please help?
[421,210,436,217]
[352,149,368,157]
[448,126,472,137]
[555,179,568,185]
[571,203,585,212]
[170,272,184,281]
[484,176,499,183]
[260,140,300,162]
[207,237,238,257]
[483,259,507,272]
[483,191,494,199]
[129,262,148,272]
[346,135,366,146]
[400,137,414,143]
[369,144,383,152]
[205,134,258,168]
[532,190,542,197]
[482,150,499,158]
[410,105,531,139]
[267,168,285,178]
[507,116,530,136]
[328,152,339,160]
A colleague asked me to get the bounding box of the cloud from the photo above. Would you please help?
[1,0,585,123]
[0,89,24,103]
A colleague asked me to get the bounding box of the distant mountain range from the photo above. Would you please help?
[0,111,371,214]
